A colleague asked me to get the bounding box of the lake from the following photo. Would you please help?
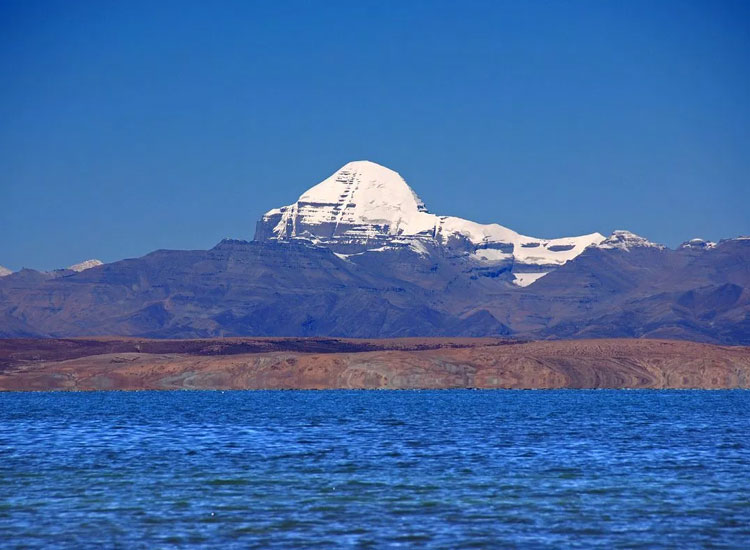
[1,390,749,548]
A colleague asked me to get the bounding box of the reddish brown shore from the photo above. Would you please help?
[1,337,749,391]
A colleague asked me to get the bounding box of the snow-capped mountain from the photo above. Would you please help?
[1,160,745,344]
[67,259,103,272]
[0,266,12,277]
[255,161,604,286]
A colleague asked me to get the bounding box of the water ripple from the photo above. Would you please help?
[1,390,749,548]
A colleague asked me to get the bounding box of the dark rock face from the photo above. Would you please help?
[0,240,511,339]
[0,238,748,344]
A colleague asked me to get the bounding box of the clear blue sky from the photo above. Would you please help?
[1,0,748,271]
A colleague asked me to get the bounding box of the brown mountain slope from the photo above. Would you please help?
[1,338,748,391]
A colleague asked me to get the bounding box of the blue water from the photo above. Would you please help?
[1,391,749,549]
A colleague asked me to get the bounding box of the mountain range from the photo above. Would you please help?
[1,161,748,343]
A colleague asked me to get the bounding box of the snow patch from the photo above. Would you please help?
[679,238,716,250]
[407,239,431,257]
[68,259,103,272]
[513,272,548,287]
[472,248,512,262]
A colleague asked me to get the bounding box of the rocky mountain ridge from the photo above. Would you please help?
[0,234,747,343]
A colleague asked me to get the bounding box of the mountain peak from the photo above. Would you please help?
[256,160,433,243]
[335,159,408,182]
[298,159,428,218]
[596,230,665,251]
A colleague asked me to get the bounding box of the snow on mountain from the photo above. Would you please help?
[679,238,716,250]
[257,161,434,243]
[595,230,665,251]
[0,266,11,277]
[512,272,548,287]
[68,259,103,272]
[255,160,605,285]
